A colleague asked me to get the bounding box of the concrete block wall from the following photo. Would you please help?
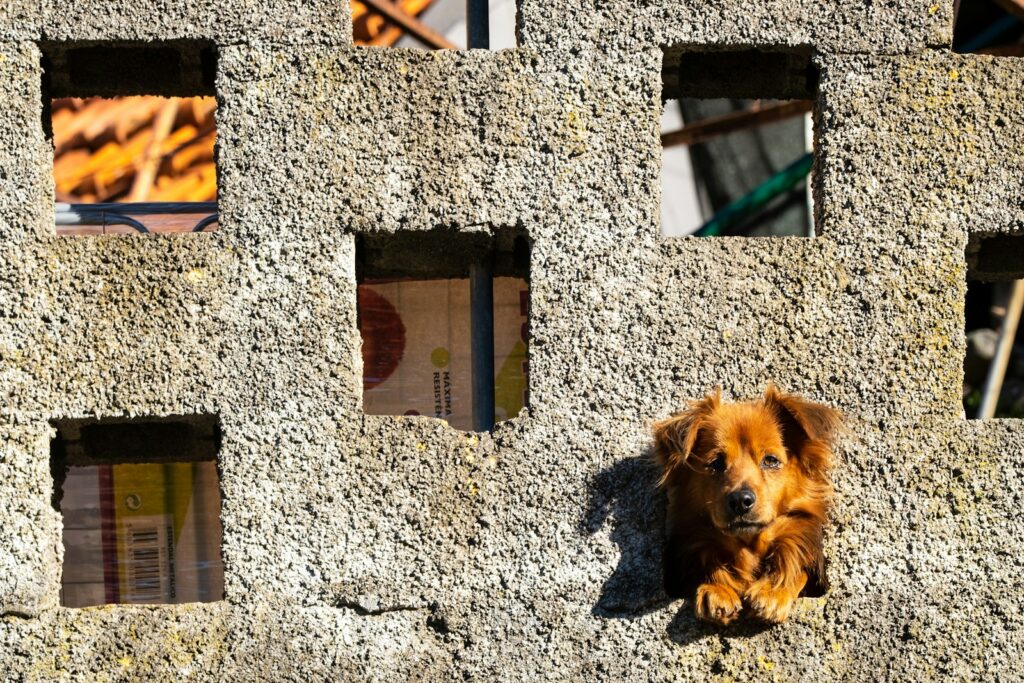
[1,0,1022,680]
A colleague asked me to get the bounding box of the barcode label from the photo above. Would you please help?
[123,520,173,602]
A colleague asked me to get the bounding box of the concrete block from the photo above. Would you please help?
[0,423,61,617]
[0,2,41,42]
[41,0,351,46]
[518,0,952,55]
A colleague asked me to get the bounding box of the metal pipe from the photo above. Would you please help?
[804,110,816,238]
[466,0,489,49]
[978,280,1024,419]
[56,202,217,233]
[192,214,220,232]
[56,202,217,217]
[470,258,496,432]
[55,210,149,233]
[694,152,813,236]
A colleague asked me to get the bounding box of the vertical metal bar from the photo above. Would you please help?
[467,1,493,430]
[466,0,490,49]
[470,258,496,431]
[978,279,1024,419]
[467,2,493,430]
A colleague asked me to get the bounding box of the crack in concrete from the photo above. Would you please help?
[332,600,427,617]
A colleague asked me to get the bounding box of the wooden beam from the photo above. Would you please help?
[661,100,814,149]
[128,99,178,202]
[980,43,1024,56]
[359,0,458,50]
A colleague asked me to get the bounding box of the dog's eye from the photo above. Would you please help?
[761,454,782,469]
[706,455,726,474]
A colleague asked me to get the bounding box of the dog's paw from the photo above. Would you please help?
[744,578,797,624]
[695,583,743,626]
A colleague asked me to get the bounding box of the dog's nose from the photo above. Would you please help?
[728,489,756,516]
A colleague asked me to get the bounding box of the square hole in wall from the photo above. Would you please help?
[954,0,1024,56]
[41,42,219,236]
[965,234,1024,418]
[661,48,818,237]
[352,0,517,49]
[357,229,529,431]
[51,415,224,607]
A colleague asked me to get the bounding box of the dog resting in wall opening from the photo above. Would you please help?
[652,386,841,625]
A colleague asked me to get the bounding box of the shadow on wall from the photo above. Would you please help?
[582,452,670,619]
[583,452,774,645]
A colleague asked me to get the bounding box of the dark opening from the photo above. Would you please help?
[41,41,216,98]
[356,229,530,431]
[662,48,818,101]
[953,0,1024,56]
[965,235,1024,418]
[969,234,1024,281]
[661,48,818,237]
[51,414,224,607]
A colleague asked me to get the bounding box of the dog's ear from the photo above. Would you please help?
[652,389,720,487]
[762,384,842,478]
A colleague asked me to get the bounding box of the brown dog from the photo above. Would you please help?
[653,386,841,625]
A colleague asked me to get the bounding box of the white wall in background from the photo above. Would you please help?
[660,101,705,237]
[397,0,518,49]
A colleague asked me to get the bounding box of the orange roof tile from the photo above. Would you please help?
[53,95,217,204]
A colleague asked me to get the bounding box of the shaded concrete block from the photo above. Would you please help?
[0,2,41,42]
[0,601,451,681]
[215,46,563,235]
[818,52,1024,243]
[0,0,1019,678]
[219,415,489,607]
[0,42,51,242]
[644,237,964,423]
[0,423,61,617]
[22,232,359,422]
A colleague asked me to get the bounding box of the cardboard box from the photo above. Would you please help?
[360,277,529,430]
[60,461,223,607]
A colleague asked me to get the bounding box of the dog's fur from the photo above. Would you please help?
[652,386,841,625]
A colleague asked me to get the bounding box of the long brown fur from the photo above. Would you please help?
[652,385,841,625]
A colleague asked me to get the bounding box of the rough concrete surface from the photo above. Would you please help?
[0,2,40,42]
[38,0,351,45]
[1,0,1024,680]
[518,0,953,54]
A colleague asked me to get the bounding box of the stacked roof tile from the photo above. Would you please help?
[352,0,436,45]
[53,96,217,203]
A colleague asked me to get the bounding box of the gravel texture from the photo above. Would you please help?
[2,1,1023,680]
[40,1,351,45]
[518,0,953,55]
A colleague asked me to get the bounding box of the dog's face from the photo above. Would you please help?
[655,386,838,539]
[683,402,796,537]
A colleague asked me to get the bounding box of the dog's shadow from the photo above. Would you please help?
[583,452,773,645]
[582,451,670,619]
